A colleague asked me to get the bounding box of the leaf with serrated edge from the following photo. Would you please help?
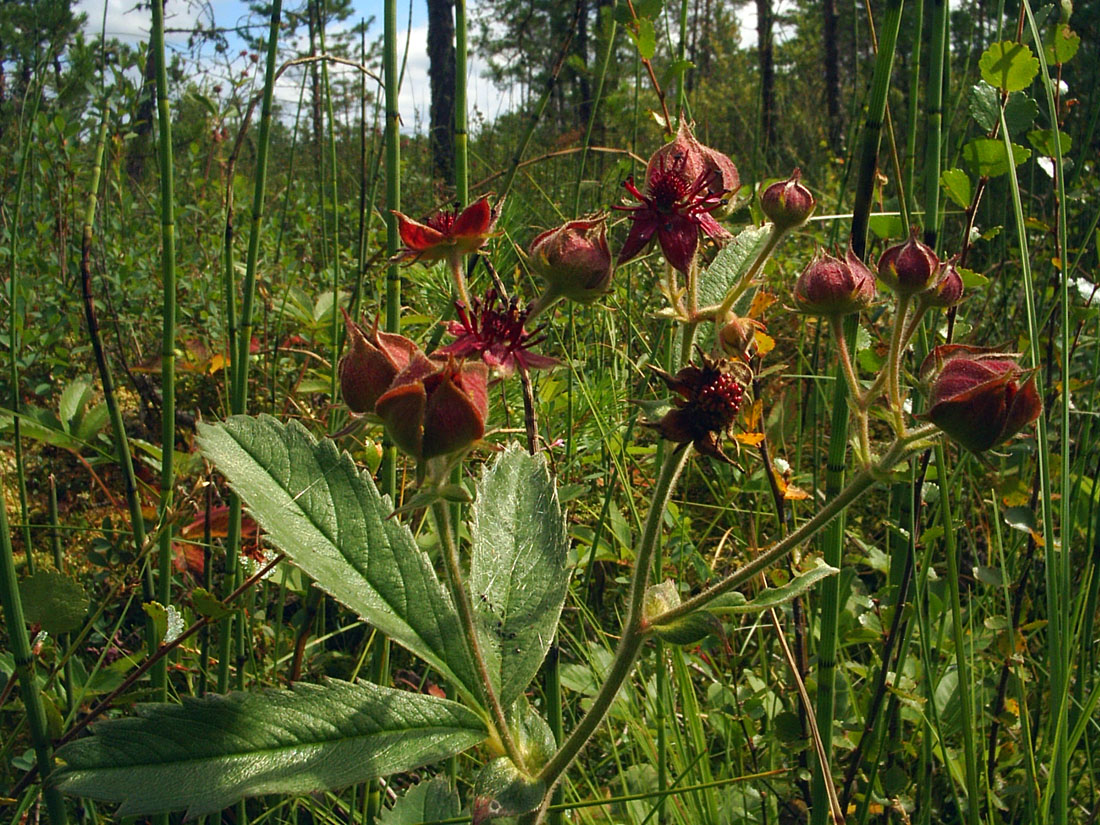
[196,416,481,704]
[697,225,772,310]
[378,777,461,825]
[54,679,486,817]
[471,445,569,707]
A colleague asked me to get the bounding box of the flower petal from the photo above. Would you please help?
[393,211,447,251]
[656,215,700,273]
[617,213,659,265]
[451,196,494,238]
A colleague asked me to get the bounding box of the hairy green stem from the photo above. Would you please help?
[538,446,691,786]
[429,501,524,769]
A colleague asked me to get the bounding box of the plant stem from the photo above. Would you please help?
[885,293,911,433]
[151,0,178,710]
[0,483,68,825]
[936,445,982,825]
[538,446,691,787]
[715,224,785,319]
[429,501,524,770]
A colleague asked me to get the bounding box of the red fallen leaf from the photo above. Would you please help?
[172,506,261,577]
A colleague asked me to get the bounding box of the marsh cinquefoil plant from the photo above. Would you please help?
[49,124,1039,825]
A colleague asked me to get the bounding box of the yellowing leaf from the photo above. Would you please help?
[747,291,777,318]
[782,483,811,501]
[753,330,776,356]
[734,432,766,447]
[744,399,763,430]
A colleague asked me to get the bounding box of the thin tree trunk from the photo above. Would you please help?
[127,28,159,181]
[576,0,591,126]
[756,0,776,151]
[427,0,456,185]
[823,0,842,151]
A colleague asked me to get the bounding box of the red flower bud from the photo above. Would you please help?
[528,216,613,303]
[375,354,489,460]
[793,246,876,316]
[717,313,764,360]
[920,345,1042,452]
[338,309,419,414]
[761,169,816,230]
[645,120,740,200]
[923,261,965,308]
[878,229,941,295]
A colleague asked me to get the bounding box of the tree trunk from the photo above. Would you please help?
[575,0,591,126]
[308,0,323,163]
[126,28,159,182]
[823,0,842,151]
[427,0,456,184]
[756,0,776,151]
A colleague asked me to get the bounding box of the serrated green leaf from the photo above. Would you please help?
[707,560,839,615]
[19,570,88,635]
[940,169,972,209]
[980,41,1040,92]
[697,224,772,309]
[962,138,1031,178]
[196,416,481,705]
[471,445,569,707]
[192,587,233,620]
[379,777,461,825]
[54,679,486,817]
[967,82,1000,131]
[1027,128,1072,157]
[1044,24,1080,65]
[629,18,656,59]
[1004,92,1039,135]
[957,267,989,289]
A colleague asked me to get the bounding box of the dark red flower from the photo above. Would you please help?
[614,154,732,274]
[919,345,1042,452]
[435,290,559,378]
[649,353,751,464]
[392,195,501,264]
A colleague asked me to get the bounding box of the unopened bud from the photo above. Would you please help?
[923,261,964,308]
[761,169,816,230]
[528,216,613,303]
[793,246,876,316]
[878,229,941,295]
[338,310,419,414]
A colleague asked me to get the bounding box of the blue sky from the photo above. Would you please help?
[74,0,511,128]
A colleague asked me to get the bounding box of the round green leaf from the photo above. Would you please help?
[1027,128,1072,158]
[1044,24,1080,65]
[979,41,1040,92]
[962,138,1031,178]
[940,168,972,209]
[19,570,88,635]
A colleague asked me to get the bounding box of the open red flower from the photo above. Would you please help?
[435,290,558,378]
[392,195,500,264]
[614,155,732,273]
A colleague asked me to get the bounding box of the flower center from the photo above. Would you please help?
[647,168,692,212]
[427,208,459,234]
[694,369,745,431]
